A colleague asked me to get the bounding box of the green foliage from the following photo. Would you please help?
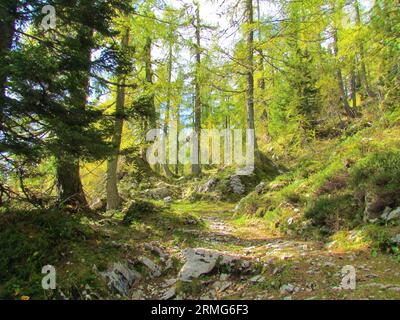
[0,210,91,299]
[122,200,160,224]
[351,150,400,193]
[304,194,363,233]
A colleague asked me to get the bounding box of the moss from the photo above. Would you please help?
[122,199,160,224]
[351,150,400,194]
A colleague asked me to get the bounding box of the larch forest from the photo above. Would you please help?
[0,0,400,303]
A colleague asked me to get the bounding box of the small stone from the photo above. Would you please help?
[280,284,295,294]
[131,289,144,300]
[162,278,177,288]
[213,281,232,292]
[220,273,230,281]
[249,275,265,283]
[163,196,173,204]
[137,257,162,278]
[391,234,400,244]
[161,287,176,300]
[382,207,400,221]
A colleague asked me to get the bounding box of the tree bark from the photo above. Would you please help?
[245,0,259,150]
[350,63,357,115]
[163,40,174,177]
[56,157,87,208]
[256,0,265,90]
[355,0,374,98]
[144,36,160,173]
[330,1,355,118]
[191,1,201,176]
[106,28,129,211]
[175,103,180,176]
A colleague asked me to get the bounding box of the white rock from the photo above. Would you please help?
[229,175,245,195]
[178,248,250,282]
[163,196,173,203]
[100,262,141,296]
[385,207,400,221]
[137,256,162,277]
[249,275,265,283]
[280,284,295,294]
[161,287,176,300]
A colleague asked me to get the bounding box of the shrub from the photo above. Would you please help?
[122,200,159,224]
[304,194,363,233]
[351,150,400,193]
[0,210,90,299]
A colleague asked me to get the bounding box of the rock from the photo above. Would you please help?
[229,175,245,195]
[100,262,141,296]
[249,275,265,283]
[280,284,295,294]
[178,248,251,282]
[255,182,266,195]
[382,207,400,221]
[136,256,162,278]
[162,279,178,288]
[391,234,400,244]
[161,287,176,300]
[163,196,173,204]
[364,192,392,222]
[200,177,219,192]
[213,281,232,292]
[144,187,173,200]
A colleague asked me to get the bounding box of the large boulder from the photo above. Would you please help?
[178,248,251,282]
[229,175,245,195]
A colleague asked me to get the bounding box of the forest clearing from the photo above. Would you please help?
[0,0,399,302]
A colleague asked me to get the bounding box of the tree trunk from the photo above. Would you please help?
[106,28,129,211]
[56,157,87,208]
[56,29,93,208]
[191,1,201,176]
[330,1,355,118]
[245,0,259,150]
[355,0,374,98]
[350,63,357,115]
[175,104,180,176]
[144,36,160,173]
[256,0,265,90]
[163,40,174,177]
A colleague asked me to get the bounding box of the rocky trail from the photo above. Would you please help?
[100,203,400,300]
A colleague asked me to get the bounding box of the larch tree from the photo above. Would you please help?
[106,27,130,211]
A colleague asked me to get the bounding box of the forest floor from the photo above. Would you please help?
[1,199,400,300]
[117,201,400,300]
